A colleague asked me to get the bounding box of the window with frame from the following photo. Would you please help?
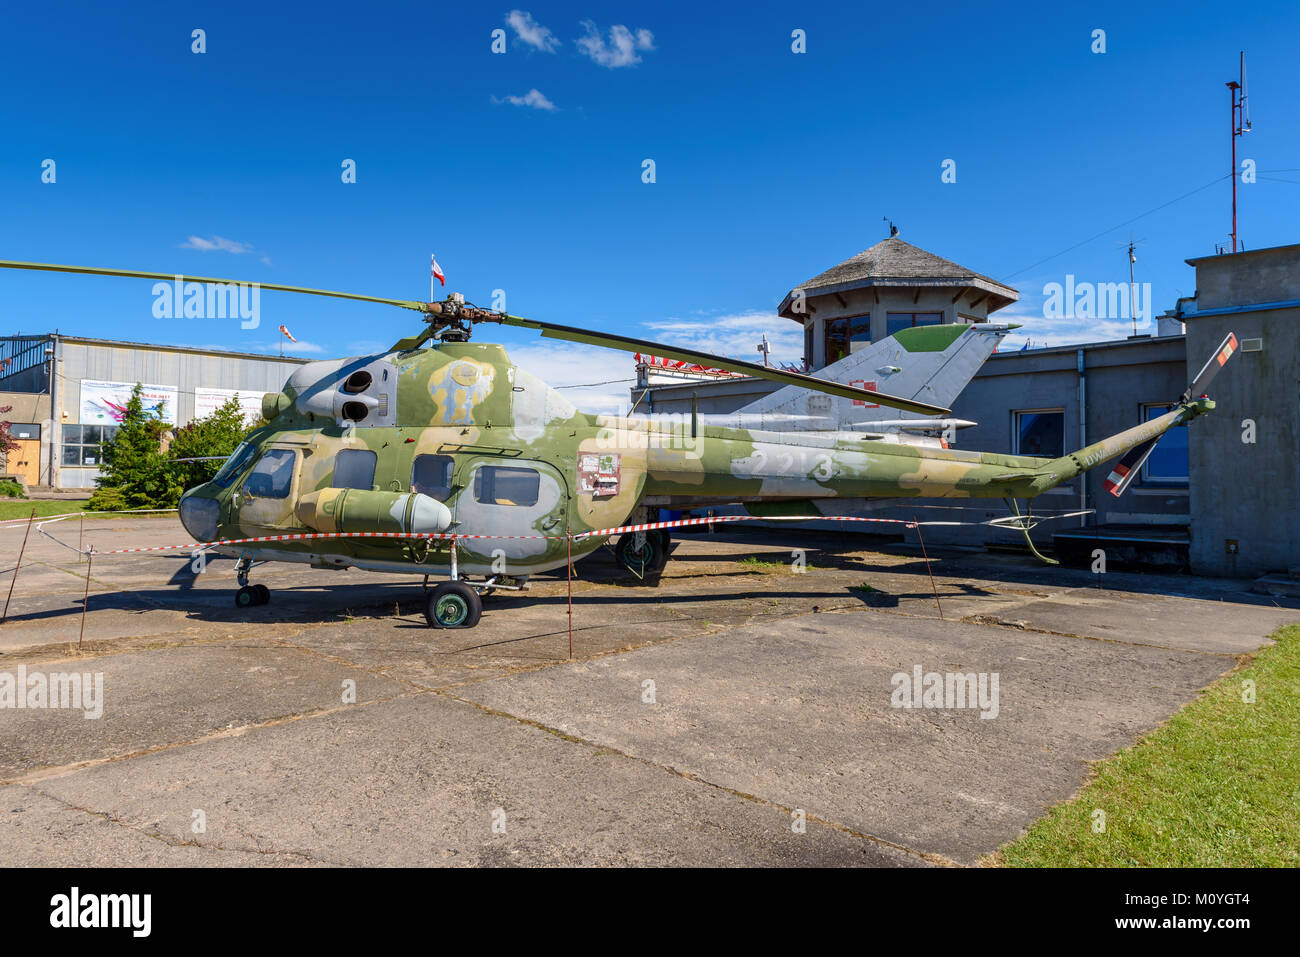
[331,448,377,490]
[886,312,943,337]
[473,465,540,507]
[241,448,297,499]
[825,315,872,364]
[411,454,455,500]
[1141,403,1189,483]
[1014,410,1065,457]
[62,424,119,466]
[213,441,258,488]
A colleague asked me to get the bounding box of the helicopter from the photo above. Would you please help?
[0,259,1238,629]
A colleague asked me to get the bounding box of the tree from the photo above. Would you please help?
[91,384,182,510]
[168,395,251,491]
[0,357,16,474]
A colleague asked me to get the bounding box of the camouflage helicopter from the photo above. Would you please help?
[0,260,1238,629]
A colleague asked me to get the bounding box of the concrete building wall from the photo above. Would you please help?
[1184,245,1300,577]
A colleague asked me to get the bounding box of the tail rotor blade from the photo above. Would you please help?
[1181,332,1238,402]
[1102,436,1161,498]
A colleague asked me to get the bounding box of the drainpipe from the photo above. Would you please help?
[1077,348,1087,527]
[49,335,61,490]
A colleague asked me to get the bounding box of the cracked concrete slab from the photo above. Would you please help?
[455,609,1244,865]
[1,520,1295,866]
[4,693,916,867]
[0,642,407,779]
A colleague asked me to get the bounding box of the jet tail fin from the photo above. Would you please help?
[733,323,1012,432]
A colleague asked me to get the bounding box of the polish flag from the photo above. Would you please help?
[278,324,297,343]
[431,254,445,287]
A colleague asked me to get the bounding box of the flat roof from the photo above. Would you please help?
[2,333,313,364]
[1185,242,1300,266]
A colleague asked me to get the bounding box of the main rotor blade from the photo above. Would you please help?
[494,314,952,415]
[0,260,428,312]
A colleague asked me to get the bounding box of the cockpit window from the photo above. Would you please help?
[473,466,540,507]
[411,454,454,501]
[212,441,258,488]
[242,448,297,499]
[331,449,377,490]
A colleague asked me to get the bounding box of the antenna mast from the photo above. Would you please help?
[1226,51,1252,253]
[1127,234,1138,337]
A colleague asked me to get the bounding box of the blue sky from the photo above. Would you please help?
[3,0,1299,411]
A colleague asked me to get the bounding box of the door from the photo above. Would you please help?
[10,439,41,487]
[451,458,569,566]
[233,446,302,530]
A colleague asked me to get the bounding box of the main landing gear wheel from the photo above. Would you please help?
[235,584,270,607]
[425,581,483,629]
[615,530,668,576]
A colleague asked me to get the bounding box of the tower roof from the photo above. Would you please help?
[778,237,1018,317]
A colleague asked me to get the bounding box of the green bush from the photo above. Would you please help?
[87,485,128,511]
[0,478,25,498]
[168,396,250,491]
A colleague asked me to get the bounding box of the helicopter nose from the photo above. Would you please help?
[178,491,220,543]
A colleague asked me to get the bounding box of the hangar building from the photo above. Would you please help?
[0,334,306,490]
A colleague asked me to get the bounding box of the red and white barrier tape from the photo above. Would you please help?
[21,507,1093,558]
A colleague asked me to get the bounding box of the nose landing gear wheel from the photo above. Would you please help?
[235,584,271,607]
[425,581,483,629]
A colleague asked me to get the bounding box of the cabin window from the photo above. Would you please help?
[242,448,296,499]
[1141,404,1189,483]
[473,465,540,507]
[886,312,943,336]
[1013,410,1065,458]
[213,441,258,487]
[331,449,377,490]
[411,454,455,500]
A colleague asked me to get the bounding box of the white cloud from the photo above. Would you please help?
[247,338,325,354]
[989,301,1158,350]
[493,88,558,111]
[576,21,654,68]
[508,341,635,415]
[506,10,559,51]
[509,312,803,416]
[179,235,255,254]
[644,311,804,367]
